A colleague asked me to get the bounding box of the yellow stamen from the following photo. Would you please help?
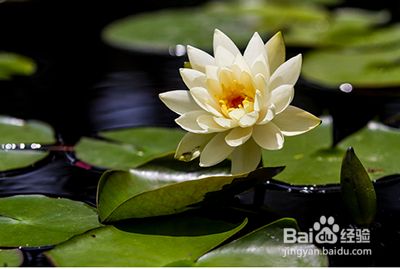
[218,79,254,117]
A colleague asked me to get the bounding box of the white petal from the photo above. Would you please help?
[175,132,214,162]
[239,111,259,127]
[197,114,227,132]
[250,55,270,79]
[258,105,276,125]
[206,79,223,97]
[244,32,267,67]
[159,90,200,115]
[230,138,262,175]
[175,111,208,134]
[270,84,294,114]
[254,90,263,112]
[214,117,237,128]
[228,108,246,121]
[187,45,215,73]
[200,131,234,167]
[252,122,284,150]
[205,65,220,81]
[180,68,206,89]
[254,73,268,93]
[273,105,321,136]
[213,29,241,57]
[266,32,285,74]
[215,46,235,67]
[190,87,222,117]
[233,53,251,74]
[205,65,223,96]
[269,54,302,91]
[225,127,253,147]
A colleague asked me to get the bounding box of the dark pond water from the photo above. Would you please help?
[0,0,400,266]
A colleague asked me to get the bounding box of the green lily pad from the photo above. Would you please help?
[98,156,281,222]
[0,116,56,172]
[303,46,400,89]
[0,52,36,80]
[102,1,327,53]
[262,119,400,185]
[0,195,102,247]
[196,218,328,267]
[282,0,341,5]
[285,8,390,48]
[0,249,23,267]
[74,127,184,170]
[302,46,400,88]
[346,23,400,50]
[46,215,247,267]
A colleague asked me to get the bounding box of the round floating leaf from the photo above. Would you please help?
[0,116,55,144]
[102,1,327,53]
[46,215,247,267]
[0,249,23,267]
[0,195,102,247]
[285,8,390,48]
[262,120,400,185]
[98,156,282,222]
[0,52,36,80]
[302,46,400,88]
[346,23,400,50]
[0,116,56,172]
[74,127,184,170]
[196,218,328,267]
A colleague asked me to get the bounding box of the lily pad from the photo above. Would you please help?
[74,127,184,170]
[347,23,400,50]
[0,116,56,172]
[0,52,36,80]
[0,195,101,247]
[97,156,282,222]
[46,215,247,267]
[302,46,400,88]
[262,119,400,185]
[0,249,23,267]
[102,1,327,53]
[285,8,390,48]
[195,218,328,267]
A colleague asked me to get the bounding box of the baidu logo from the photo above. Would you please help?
[284,215,340,244]
[313,216,340,244]
[283,215,369,244]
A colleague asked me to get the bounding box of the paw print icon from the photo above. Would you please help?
[313,216,340,244]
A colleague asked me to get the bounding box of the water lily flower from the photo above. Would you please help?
[159,29,321,174]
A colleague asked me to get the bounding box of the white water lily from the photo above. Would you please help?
[159,29,321,174]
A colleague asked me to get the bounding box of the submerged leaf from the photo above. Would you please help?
[196,218,328,267]
[0,195,101,247]
[46,215,247,267]
[341,147,376,225]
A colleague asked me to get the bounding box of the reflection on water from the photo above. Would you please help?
[0,155,100,205]
[87,70,178,132]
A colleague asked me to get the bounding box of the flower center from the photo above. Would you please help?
[228,95,245,109]
[218,79,254,116]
